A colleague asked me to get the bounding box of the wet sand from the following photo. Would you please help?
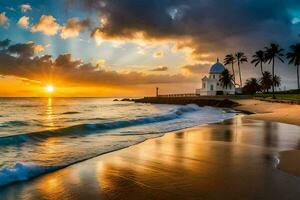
[233,99,300,179]
[1,116,300,200]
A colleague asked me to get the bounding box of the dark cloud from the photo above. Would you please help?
[0,39,10,49]
[67,0,300,60]
[0,40,194,86]
[149,66,168,72]
[7,43,35,58]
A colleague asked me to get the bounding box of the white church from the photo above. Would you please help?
[196,59,236,96]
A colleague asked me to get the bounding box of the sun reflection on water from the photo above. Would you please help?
[45,97,54,129]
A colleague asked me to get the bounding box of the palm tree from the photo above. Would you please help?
[260,71,273,93]
[224,54,236,85]
[235,52,248,88]
[243,78,261,95]
[273,75,281,89]
[286,43,300,90]
[264,43,284,99]
[251,50,265,76]
[219,69,234,90]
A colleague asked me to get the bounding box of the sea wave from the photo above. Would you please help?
[0,104,200,145]
[0,162,61,187]
[0,120,29,128]
[0,138,150,187]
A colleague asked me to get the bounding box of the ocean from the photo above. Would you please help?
[0,97,236,187]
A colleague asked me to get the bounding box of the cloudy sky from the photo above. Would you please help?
[0,0,300,96]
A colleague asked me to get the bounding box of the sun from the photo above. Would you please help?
[45,85,55,93]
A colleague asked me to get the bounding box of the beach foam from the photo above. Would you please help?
[0,162,60,187]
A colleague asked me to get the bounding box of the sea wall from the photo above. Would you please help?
[134,97,240,108]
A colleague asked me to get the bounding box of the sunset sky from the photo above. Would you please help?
[1,0,300,97]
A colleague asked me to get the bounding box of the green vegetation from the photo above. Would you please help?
[224,40,300,101]
[224,54,236,85]
[286,43,300,90]
[243,78,261,95]
[219,69,234,89]
[235,52,248,87]
[255,93,300,100]
[255,89,300,100]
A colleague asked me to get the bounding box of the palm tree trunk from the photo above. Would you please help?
[231,62,235,84]
[260,62,265,93]
[272,58,275,99]
[297,65,300,90]
[238,61,242,88]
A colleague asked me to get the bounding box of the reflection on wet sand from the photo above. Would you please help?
[1,116,300,200]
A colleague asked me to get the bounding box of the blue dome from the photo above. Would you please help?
[209,61,225,74]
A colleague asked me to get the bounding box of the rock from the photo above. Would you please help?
[121,98,132,101]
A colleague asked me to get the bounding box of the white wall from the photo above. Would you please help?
[198,72,235,96]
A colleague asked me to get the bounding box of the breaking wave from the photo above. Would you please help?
[0,162,61,187]
[0,104,200,145]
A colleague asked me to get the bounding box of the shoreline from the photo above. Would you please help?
[134,97,300,179]
[134,96,300,126]
[2,116,300,199]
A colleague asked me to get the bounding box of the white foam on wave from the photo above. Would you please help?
[0,162,60,187]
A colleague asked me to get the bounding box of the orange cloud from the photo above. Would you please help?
[0,40,196,87]
[33,44,45,53]
[17,16,29,28]
[60,18,91,39]
[0,12,9,27]
[31,15,61,35]
[92,29,104,45]
[26,41,46,53]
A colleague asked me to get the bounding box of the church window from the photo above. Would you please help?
[210,85,214,91]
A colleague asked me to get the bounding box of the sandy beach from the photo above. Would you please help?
[233,99,300,181]
[1,114,300,200]
[234,99,300,126]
